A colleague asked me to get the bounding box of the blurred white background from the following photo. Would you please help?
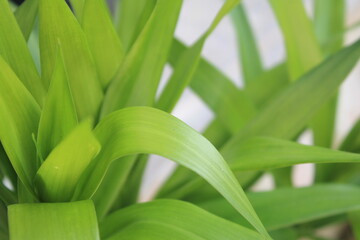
[140,0,360,200]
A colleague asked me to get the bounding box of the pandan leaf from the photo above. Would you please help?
[8,200,99,240]
[0,56,40,193]
[101,0,182,115]
[100,200,261,240]
[73,107,270,238]
[14,0,38,41]
[200,184,360,230]
[81,0,124,87]
[35,120,100,202]
[0,0,45,105]
[37,47,78,161]
[39,0,103,120]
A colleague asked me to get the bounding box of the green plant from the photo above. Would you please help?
[0,0,360,239]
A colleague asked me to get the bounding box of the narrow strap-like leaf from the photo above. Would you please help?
[156,0,241,112]
[14,0,38,41]
[349,210,360,239]
[35,120,100,202]
[81,0,124,87]
[8,200,100,240]
[0,0,45,105]
[0,56,40,192]
[200,184,360,230]
[100,200,261,240]
[101,0,182,115]
[73,107,270,238]
[231,4,263,85]
[39,0,103,120]
[37,47,78,161]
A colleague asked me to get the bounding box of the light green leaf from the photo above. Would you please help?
[35,120,101,202]
[14,0,38,41]
[227,137,360,171]
[73,107,269,238]
[168,39,256,133]
[81,0,124,87]
[39,0,103,120]
[116,0,156,52]
[8,200,99,240]
[100,200,262,240]
[0,56,40,192]
[340,118,360,153]
[231,4,263,84]
[222,38,360,160]
[101,0,182,115]
[0,0,45,105]
[156,0,241,112]
[37,47,78,161]
[200,184,360,230]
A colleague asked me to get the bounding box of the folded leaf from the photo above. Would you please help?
[8,200,99,240]
[100,200,261,240]
[73,107,269,238]
[101,0,182,115]
[39,0,103,119]
[81,0,124,87]
[200,184,360,230]
[0,56,40,192]
[37,47,78,161]
[35,120,100,202]
[0,0,45,105]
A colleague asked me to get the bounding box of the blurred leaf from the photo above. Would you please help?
[14,0,38,41]
[100,200,261,240]
[101,0,182,115]
[349,210,360,239]
[231,4,263,84]
[0,56,40,193]
[116,0,156,52]
[0,0,45,105]
[8,200,99,240]
[222,38,360,160]
[157,0,241,112]
[74,107,269,238]
[200,184,360,230]
[227,137,360,171]
[39,0,103,120]
[35,120,100,202]
[37,47,78,162]
[81,0,124,87]
[340,118,360,153]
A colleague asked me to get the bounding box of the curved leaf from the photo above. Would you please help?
[200,184,360,230]
[35,120,100,202]
[100,200,261,240]
[14,0,38,41]
[73,107,269,238]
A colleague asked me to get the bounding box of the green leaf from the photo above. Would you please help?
[340,118,360,153]
[227,136,360,171]
[39,0,103,120]
[35,120,101,202]
[100,200,262,240]
[314,0,345,55]
[0,56,40,192]
[116,0,156,52]
[81,0,124,87]
[8,200,99,240]
[156,0,241,112]
[74,107,269,238]
[14,0,38,41]
[222,38,360,160]
[0,0,45,105]
[168,39,256,133]
[200,184,360,230]
[37,47,78,161]
[349,210,360,239]
[101,0,182,115]
[231,4,263,84]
